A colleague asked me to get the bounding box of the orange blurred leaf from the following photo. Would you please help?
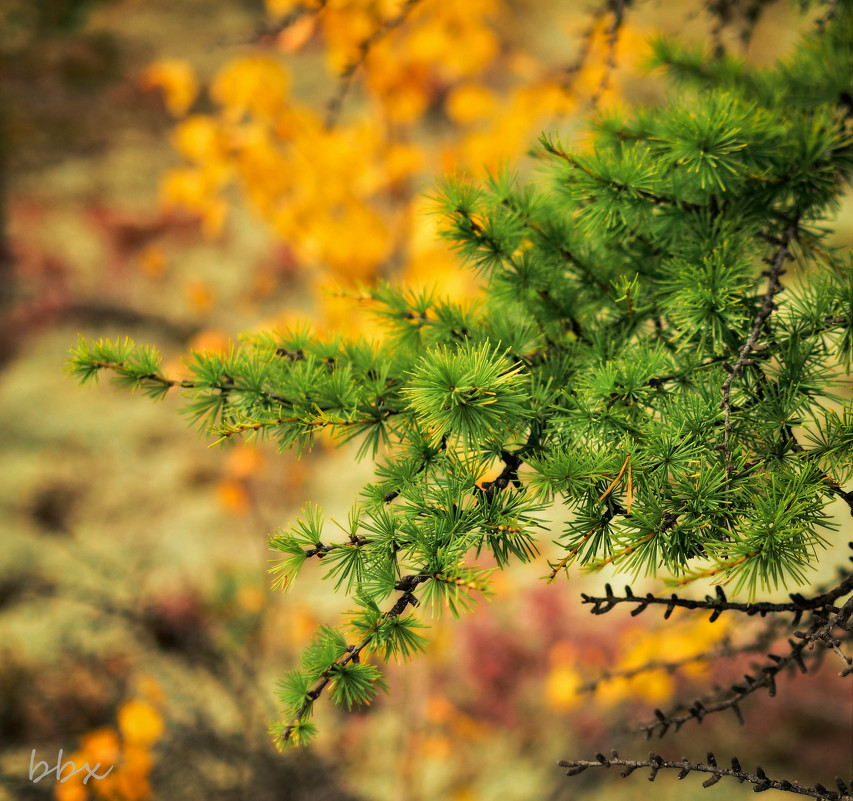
[118,700,164,747]
[138,244,167,279]
[185,281,215,315]
[276,15,317,53]
[217,479,250,514]
[80,728,120,767]
[141,58,199,117]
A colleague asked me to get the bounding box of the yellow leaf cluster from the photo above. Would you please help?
[596,616,732,707]
[449,81,578,173]
[54,695,165,801]
[423,693,491,744]
[212,56,291,121]
[118,700,164,747]
[160,166,227,239]
[445,84,498,126]
[404,0,499,80]
[150,1,646,326]
[571,14,649,105]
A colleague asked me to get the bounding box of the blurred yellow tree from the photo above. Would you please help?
[142,0,646,323]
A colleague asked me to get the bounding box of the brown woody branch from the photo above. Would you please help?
[719,216,800,485]
[560,750,852,800]
[325,0,422,128]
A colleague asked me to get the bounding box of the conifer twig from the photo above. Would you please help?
[476,448,525,500]
[276,572,429,746]
[644,313,849,391]
[86,358,297,405]
[559,750,853,800]
[541,137,702,212]
[581,568,853,623]
[490,194,610,293]
[545,525,601,582]
[793,594,853,673]
[215,408,401,439]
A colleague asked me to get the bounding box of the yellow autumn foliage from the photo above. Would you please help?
[144,0,647,309]
[211,56,291,121]
[544,663,583,711]
[171,115,226,164]
[118,700,164,747]
[593,616,732,707]
[445,84,499,126]
[54,694,165,801]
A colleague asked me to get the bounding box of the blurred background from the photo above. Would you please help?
[0,0,850,799]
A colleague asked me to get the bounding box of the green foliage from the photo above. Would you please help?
[404,341,528,447]
[67,335,174,400]
[67,4,853,749]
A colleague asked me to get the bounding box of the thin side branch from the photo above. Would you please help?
[325,0,422,128]
[276,572,429,745]
[559,750,853,800]
[720,216,800,485]
[637,609,852,737]
[794,595,853,674]
[541,137,702,212]
[214,408,401,439]
[591,0,627,106]
[581,568,853,623]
